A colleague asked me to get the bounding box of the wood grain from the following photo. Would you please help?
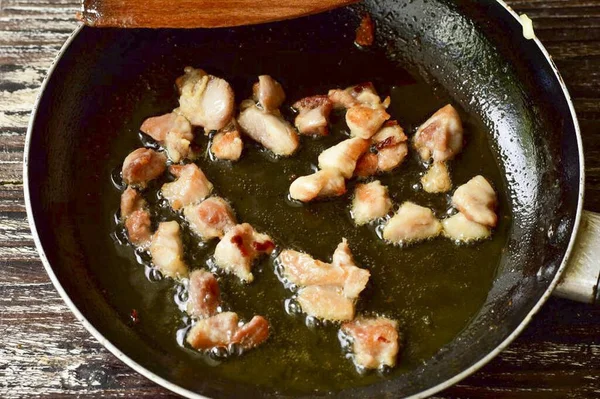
[0,0,599,397]
[78,0,359,28]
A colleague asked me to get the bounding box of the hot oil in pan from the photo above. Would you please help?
[93,43,510,393]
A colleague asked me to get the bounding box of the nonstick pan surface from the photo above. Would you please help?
[24,0,583,397]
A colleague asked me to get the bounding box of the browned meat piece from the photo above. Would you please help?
[121,148,167,188]
[120,186,146,219]
[297,285,355,321]
[237,104,299,156]
[318,137,370,178]
[211,121,243,161]
[355,13,375,47]
[140,112,192,142]
[421,161,452,193]
[292,95,333,136]
[414,104,463,162]
[351,180,393,226]
[213,223,275,283]
[328,82,381,109]
[252,75,285,112]
[183,197,236,240]
[231,315,270,350]
[161,163,213,210]
[186,312,270,351]
[186,270,221,319]
[346,104,390,139]
[149,221,189,279]
[383,202,442,244]
[442,212,491,242]
[331,239,370,299]
[278,250,345,287]
[354,120,409,177]
[452,175,497,227]
[341,316,400,369]
[186,311,239,349]
[125,210,152,248]
[288,169,346,202]
[177,66,235,131]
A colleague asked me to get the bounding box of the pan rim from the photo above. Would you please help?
[22,2,585,397]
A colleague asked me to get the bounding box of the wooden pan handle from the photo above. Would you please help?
[78,0,359,28]
[554,211,600,304]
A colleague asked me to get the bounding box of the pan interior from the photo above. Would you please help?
[26,0,580,397]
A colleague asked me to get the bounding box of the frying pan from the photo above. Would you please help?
[23,0,599,397]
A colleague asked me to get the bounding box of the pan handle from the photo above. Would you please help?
[554,211,600,303]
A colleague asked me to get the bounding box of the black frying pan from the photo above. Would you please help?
[24,0,588,397]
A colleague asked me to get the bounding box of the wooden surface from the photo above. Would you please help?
[78,0,359,28]
[1,0,599,397]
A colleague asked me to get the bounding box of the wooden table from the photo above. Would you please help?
[1,0,599,397]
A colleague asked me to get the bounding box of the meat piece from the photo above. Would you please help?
[183,197,236,240]
[177,67,235,131]
[442,212,491,242]
[355,13,375,47]
[414,104,463,162]
[211,122,243,161]
[328,82,381,109]
[213,223,275,283]
[120,186,146,219]
[231,315,270,350]
[125,210,152,248]
[140,112,192,143]
[355,120,409,177]
[382,202,442,244]
[149,221,188,279]
[351,181,392,225]
[288,169,346,202]
[186,269,220,318]
[297,285,355,321]
[186,312,270,351]
[346,105,390,139]
[331,239,370,299]
[318,137,370,178]
[252,75,285,112]
[122,148,167,188]
[292,95,333,136]
[278,239,369,299]
[421,161,452,193]
[186,311,239,350]
[238,104,299,156]
[341,317,399,369]
[161,164,213,210]
[452,175,497,227]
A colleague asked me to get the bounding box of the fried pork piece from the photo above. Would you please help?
[211,121,243,161]
[183,197,236,240]
[186,312,270,351]
[149,221,188,279]
[252,75,285,112]
[122,148,167,188]
[177,67,235,131]
[186,270,220,319]
[288,169,346,202]
[328,82,381,109]
[237,104,299,156]
[297,285,355,321]
[351,181,392,226]
[292,95,333,136]
[120,187,152,248]
[382,202,442,244]
[277,240,369,298]
[318,137,370,178]
[442,212,491,242]
[140,112,195,163]
[346,104,390,139]
[161,164,213,210]
[341,316,400,369]
[452,175,497,227]
[421,161,452,193]
[355,121,409,177]
[213,223,275,283]
[414,104,463,162]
